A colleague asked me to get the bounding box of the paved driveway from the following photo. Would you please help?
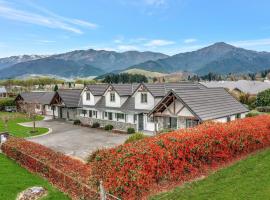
[25,119,129,161]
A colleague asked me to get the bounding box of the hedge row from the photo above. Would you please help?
[88,115,270,199]
[1,137,98,199]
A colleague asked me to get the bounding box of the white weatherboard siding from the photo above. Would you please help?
[214,117,228,123]
[105,91,121,107]
[134,91,155,110]
[45,105,53,116]
[82,90,95,106]
[162,100,194,117]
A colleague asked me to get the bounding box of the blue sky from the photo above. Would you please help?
[1,0,270,57]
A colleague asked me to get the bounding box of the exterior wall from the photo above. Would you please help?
[213,117,228,123]
[78,116,136,131]
[81,90,95,106]
[44,105,54,116]
[58,107,78,120]
[134,91,155,110]
[162,100,194,118]
[105,91,121,107]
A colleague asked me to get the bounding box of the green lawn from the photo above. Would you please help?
[150,148,270,200]
[0,112,48,138]
[0,154,69,200]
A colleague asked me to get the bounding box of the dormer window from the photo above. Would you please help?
[110,92,115,102]
[141,93,147,103]
[86,92,91,101]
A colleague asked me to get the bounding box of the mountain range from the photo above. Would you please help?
[0,42,270,79]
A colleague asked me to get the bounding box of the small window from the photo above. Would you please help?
[186,119,198,128]
[110,92,115,102]
[227,116,231,122]
[104,112,108,117]
[89,110,92,117]
[236,113,241,119]
[86,92,91,101]
[141,93,147,103]
[116,113,125,121]
[82,110,87,117]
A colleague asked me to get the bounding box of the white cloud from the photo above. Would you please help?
[143,0,166,6]
[144,39,175,47]
[184,38,197,44]
[117,45,140,51]
[0,1,98,34]
[231,38,270,48]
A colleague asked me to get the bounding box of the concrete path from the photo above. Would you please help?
[23,119,129,161]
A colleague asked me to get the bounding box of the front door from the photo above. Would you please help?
[138,113,144,130]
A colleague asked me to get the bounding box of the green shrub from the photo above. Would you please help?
[257,106,270,113]
[256,89,270,107]
[127,127,135,134]
[73,119,81,125]
[0,98,15,110]
[246,112,260,117]
[104,124,113,131]
[124,132,148,144]
[92,122,100,128]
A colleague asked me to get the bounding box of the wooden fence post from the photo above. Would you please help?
[100,180,106,200]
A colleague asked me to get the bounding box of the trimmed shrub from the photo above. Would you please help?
[73,119,81,125]
[1,137,98,199]
[104,124,113,131]
[0,98,15,110]
[257,106,270,113]
[127,127,135,134]
[246,112,260,117]
[88,115,270,199]
[256,89,270,107]
[92,122,100,128]
[124,132,148,144]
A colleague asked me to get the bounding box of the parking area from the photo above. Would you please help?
[24,119,129,161]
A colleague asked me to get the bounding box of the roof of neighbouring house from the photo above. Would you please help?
[86,84,109,96]
[150,87,249,121]
[17,92,56,105]
[110,84,139,96]
[57,89,82,108]
[200,80,270,95]
[0,87,7,93]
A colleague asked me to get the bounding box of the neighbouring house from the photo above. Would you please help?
[56,89,82,120]
[201,80,270,95]
[0,87,7,98]
[149,88,249,131]
[15,92,61,117]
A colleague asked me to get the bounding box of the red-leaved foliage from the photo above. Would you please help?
[88,115,270,199]
[1,137,98,199]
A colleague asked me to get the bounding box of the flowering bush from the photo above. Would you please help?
[1,137,98,199]
[89,115,270,199]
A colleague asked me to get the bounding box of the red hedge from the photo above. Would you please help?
[1,137,98,199]
[88,115,270,199]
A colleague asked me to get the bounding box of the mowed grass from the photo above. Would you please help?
[150,148,270,200]
[0,112,48,138]
[0,154,69,200]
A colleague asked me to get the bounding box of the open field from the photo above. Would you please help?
[0,112,48,138]
[0,154,69,200]
[150,148,270,200]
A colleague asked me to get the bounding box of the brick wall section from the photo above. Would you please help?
[79,116,136,131]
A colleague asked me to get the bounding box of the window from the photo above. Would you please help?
[86,92,91,101]
[236,113,241,119]
[89,110,92,117]
[227,116,231,122]
[108,112,113,120]
[110,92,115,102]
[141,93,147,103]
[116,113,125,121]
[82,110,87,117]
[134,114,137,123]
[104,112,108,117]
[186,119,198,128]
[36,104,40,109]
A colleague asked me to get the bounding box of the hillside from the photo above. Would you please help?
[0,50,168,79]
[127,42,270,75]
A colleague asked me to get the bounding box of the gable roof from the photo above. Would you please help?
[134,82,205,97]
[110,84,139,96]
[86,84,108,96]
[150,88,249,121]
[57,89,82,107]
[17,92,56,105]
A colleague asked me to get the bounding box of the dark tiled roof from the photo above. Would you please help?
[143,82,204,97]
[86,84,108,96]
[19,92,55,105]
[57,89,82,108]
[174,88,249,121]
[111,84,139,96]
